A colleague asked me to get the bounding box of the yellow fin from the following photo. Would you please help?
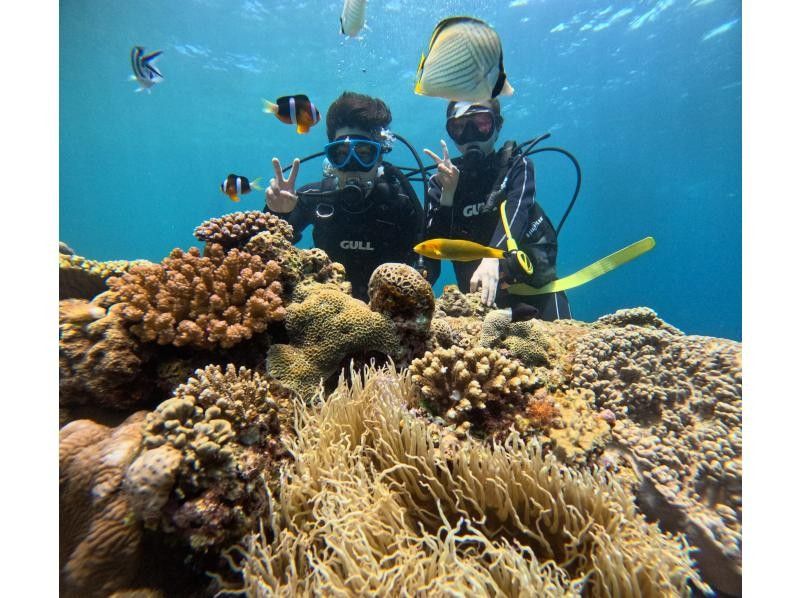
[414,53,426,94]
[262,99,278,114]
[508,237,656,296]
[249,177,263,191]
[230,194,240,203]
[296,124,310,134]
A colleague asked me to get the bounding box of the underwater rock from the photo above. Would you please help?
[571,325,742,596]
[60,250,152,301]
[106,244,284,350]
[193,210,294,250]
[266,286,401,398]
[234,364,707,596]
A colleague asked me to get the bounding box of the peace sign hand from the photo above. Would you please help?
[424,139,459,207]
[266,157,300,213]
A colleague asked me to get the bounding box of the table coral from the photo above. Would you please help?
[107,244,285,350]
[60,412,148,597]
[409,346,542,438]
[193,210,294,250]
[132,364,289,552]
[60,300,154,410]
[571,326,742,595]
[266,287,401,398]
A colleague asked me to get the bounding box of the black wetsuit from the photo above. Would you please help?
[423,148,571,321]
[265,163,423,300]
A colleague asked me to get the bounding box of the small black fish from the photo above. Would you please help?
[510,302,540,322]
[220,174,262,202]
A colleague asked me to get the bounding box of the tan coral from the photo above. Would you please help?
[193,210,294,249]
[409,346,541,438]
[60,251,152,301]
[234,364,707,596]
[571,326,742,595]
[594,306,684,335]
[434,284,493,318]
[367,262,435,333]
[106,244,285,350]
[60,413,148,598]
[266,287,401,397]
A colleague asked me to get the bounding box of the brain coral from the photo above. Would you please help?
[367,263,435,333]
[193,210,294,250]
[266,287,401,398]
[107,244,284,350]
[571,325,742,595]
[60,412,148,597]
[60,300,154,410]
[409,346,542,438]
[131,364,289,552]
[434,284,493,318]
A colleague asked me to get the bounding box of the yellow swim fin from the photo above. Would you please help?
[507,237,656,296]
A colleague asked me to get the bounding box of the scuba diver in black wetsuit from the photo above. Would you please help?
[264,92,423,301]
[421,99,571,321]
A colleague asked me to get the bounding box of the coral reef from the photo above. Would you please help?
[409,346,542,438]
[60,251,151,300]
[571,326,742,595]
[107,244,284,350]
[60,413,148,597]
[266,287,401,397]
[594,306,684,335]
[434,284,494,318]
[235,365,707,596]
[60,300,154,410]
[367,262,435,332]
[133,364,289,552]
[193,210,294,250]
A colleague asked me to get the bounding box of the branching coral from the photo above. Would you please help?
[131,364,289,552]
[266,287,401,397]
[60,413,148,597]
[409,346,542,437]
[571,326,742,595]
[107,244,284,350]
[193,211,294,250]
[234,364,707,596]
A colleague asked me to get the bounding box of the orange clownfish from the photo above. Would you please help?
[262,95,321,134]
[413,238,504,262]
[220,174,262,203]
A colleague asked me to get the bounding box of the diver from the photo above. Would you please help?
[421,99,571,321]
[265,91,424,301]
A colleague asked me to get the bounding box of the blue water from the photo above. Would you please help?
[60,0,741,340]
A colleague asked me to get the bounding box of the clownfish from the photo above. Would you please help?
[262,95,321,134]
[220,174,262,203]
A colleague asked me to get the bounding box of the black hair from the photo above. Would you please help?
[446,99,504,127]
[326,92,392,141]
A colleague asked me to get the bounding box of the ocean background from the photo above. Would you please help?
[60,0,741,341]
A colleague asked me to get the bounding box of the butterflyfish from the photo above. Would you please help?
[340,0,367,37]
[129,46,164,93]
[262,95,321,134]
[220,174,262,203]
[414,16,514,102]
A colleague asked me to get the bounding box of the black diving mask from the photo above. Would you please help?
[446,109,496,145]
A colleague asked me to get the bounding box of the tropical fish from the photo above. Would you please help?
[220,174,262,203]
[414,238,504,261]
[414,16,514,102]
[129,46,164,93]
[340,0,367,37]
[262,95,321,134]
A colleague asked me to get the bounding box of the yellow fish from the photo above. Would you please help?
[414,238,504,261]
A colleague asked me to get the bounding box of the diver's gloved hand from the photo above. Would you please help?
[423,139,459,207]
[470,257,500,306]
[266,157,300,213]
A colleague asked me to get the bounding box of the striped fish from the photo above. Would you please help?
[414,16,514,102]
[262,95,321,134]
[129,46,164,93]
[340,0,367,37]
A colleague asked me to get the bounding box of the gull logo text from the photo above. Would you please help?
[340,240,375,251]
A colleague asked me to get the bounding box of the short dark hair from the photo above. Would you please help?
[446,99,504,127]
[326,92,392,141]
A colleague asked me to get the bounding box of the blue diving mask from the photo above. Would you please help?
[324,135,382,172]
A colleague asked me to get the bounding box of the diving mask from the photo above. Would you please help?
[446,109,497,145]
[324,135,382,172]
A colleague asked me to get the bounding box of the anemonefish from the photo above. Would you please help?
[262,95,321,134]
[220,174,262,203]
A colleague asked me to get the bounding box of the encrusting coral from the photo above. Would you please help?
[571,324,742,596]
[433,284,494,318]
[131,364,290,552]
[193,211,294,250]
[233,364,707,597]
[106,244,284,350]
[60,412,148,597]
[266,286,401,397]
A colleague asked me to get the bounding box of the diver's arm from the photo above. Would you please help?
[264,182,317,244]
[489,157,536,249]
